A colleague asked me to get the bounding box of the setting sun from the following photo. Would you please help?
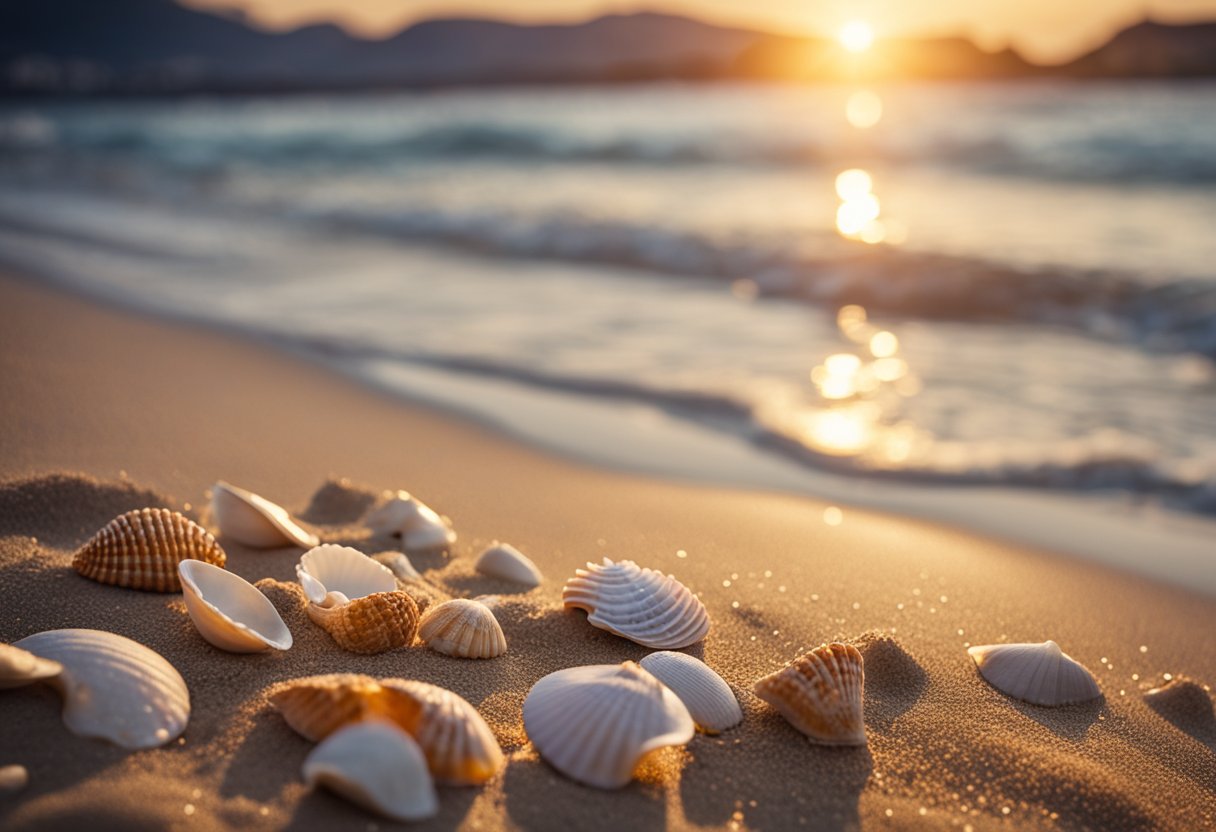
[838,20,874,52]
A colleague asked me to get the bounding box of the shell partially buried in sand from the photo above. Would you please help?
[0,643,63,689]
[296,544,396,604]
[562,558,710,650]
[418,598,507,659]
[364,491,456,553]
[269,673,384,742]
[306,591,420,654]
[754,642,867,747]
[210,481,319,549]
[639,651,742,734]
[72,507,227,592]
[474,542,542,587]
[968,640,1101,706]
[177,559,293,653]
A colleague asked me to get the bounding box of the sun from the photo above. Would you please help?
[839,20,874,53]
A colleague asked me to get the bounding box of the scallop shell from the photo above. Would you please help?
[377,678,505,785]
[753,643,866,746]
[418,599,507,659]
[303,720,439,822]
[372,551,421,581]
[307,591,420,654]
[639,651,742,733]
[968,640,1101,706]
[72,508,226,592]
[296,544,396,605]
[562,558,709,650]
[210,481,318,549]
[474,542,542,587]
[269,673,383,742]
[522,661,694,789]
[0,643,63,689]
[177,560,292,653]
[365,491,456,553]
[13,629,189,749]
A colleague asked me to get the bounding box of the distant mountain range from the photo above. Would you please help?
[2,0,1215,94]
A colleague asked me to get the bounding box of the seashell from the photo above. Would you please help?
[474,542,542,587]
[365,491,456,553]
[372,551,420,581]
[72,508,226,592]
[307,591,420,654]
[968,640,1101,706]
[562,558,709,650]
[303,720,439,822]
[269,673,383,742]
[753,643,866,746]
[639,651,742,734]
[377,678,504,785]
[13,629,189,749]
[296,544,396,605]
[0,764,28,793]
[210,481,318,549]
[418,599,507,659]
[522,661,694,789]
[177,560,292,653]
[0,643,63,689]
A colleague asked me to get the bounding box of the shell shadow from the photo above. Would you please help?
[281,780,477,831]
[853,631,928,730]
[502,755,668,830]
[295,479,377,526]
[443,573,539,598]
[1009,697,1105,741]
[0,473,172,549]
[1144,678,1216,750]
[217,712,306,804]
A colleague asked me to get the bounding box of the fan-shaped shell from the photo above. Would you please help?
[13,629,189,749]
[210,481,318,549]
[307,591,420,654]
[968,640,1101,706]
[474,542,542,587]
[177,560,292,653]
[562,558,709,650]
[522,661,694,789]
[365,491,456,552]
[269,673,383,742]
[303,720,439,822]
[639,651,742,733]
[297,544,396,604]
[0,643,63,689]
[72,508,226,592]
[754,643,866,746]
[418,599,507,659]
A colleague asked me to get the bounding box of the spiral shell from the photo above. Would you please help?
[307,591,420,654]
[0,643,63,689]
[474,542,542,587]
[418,599,507,659]
[968,640,1101,706]
[72,508,226,592]
[210,481,318,549]
[562,558,709,649]
[269,673,384,742]
[639,651,742,733]
[754,643,866,746]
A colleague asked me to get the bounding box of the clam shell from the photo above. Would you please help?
[522,661,694,789]
[297,544,396,604]
[210,481,318,549]
[303,720,439,822]
[269,673,383,742]
[639,651,742,733]
[418,599,507,659]
[13,629,189,749]
[378,678,505,785]
[562,558,709,650]
[754,643,866,746]
[968,640,1101,706]
[307,591,420,654]
[365,491,456,553]
[177,560,292,653]
[72,508,226,592]
[474,542,542,587]
[0,643,63,689]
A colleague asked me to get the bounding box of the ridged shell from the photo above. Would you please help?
[178,560,292,653]
[303,721,439,822]
[210,481,318,549]
[378,678,505,785]
[13,629,189,749]
[639,651,742,733]
[474,542,542,587]
[562,558,709,650]
[269,673,383,742]
[72,508,226,592]
[754,643,866,746]
[297,544,396,604]
[307,591,420,654]
[418,599,507,659]
[968,641,1101,706]
[0,643,63,689]
[522,661,695,789]
[365,491,456,552]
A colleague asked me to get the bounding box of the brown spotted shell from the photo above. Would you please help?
[378,678,504,785]
[72,508,226,592]
[268,673,383,741]
[306,591,420,654]
[753,642,866,746]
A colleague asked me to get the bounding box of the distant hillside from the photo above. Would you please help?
[1065,20,1216,77]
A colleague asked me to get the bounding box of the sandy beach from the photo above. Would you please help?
[1,271,1214,831]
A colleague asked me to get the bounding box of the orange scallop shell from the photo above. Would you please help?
[72,508,226,592]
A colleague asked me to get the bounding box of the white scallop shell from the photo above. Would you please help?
[474,542,542,587]
[418,599,507,659]
[968,640,1101,706]
[177,560,292,653]
[211,481,318,549]
[0,643,63,689]
[639,651,742,733]
[522,661,694,789]
[12,629,189,749]
[364,491,456,552]
[562,558,710,650]
[753,642,866,746]
[303,720,439,822]
[297,544,396,604]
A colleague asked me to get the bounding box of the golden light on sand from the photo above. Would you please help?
[846,90,883,128]
[839,20,874,53]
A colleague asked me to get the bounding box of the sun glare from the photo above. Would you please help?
[839,21,874,53]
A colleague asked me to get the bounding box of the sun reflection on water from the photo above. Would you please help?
[846,90,883,128]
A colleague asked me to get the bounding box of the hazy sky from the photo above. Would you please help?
[183,0,1216,63]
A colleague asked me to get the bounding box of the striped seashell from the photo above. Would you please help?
[562,558,709,650]
[0,643,63,689]
[418,599,507,659]
[474,542,542,587]
[639,651,742,734]
[968,641,1101,706]
[522,661,694,789]
[269,673,384,742]
[210,481,318,549]
[307,591,420,654]
[178,560,292,653]
[365,491,456,553]
[72,508,226,592]
[754,643,866,747]
[296,544,396,605]
[377,679,505,785]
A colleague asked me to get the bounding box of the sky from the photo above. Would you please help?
[183,0,1216,63]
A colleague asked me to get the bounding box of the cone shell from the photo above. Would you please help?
[418,599,507,659]
[178,560,292,653]
[639,651,742,733]
[378,678,505,785]
[365,491,456,552]
[307,591,420,654]
[269,673,384,742]
[522,661,694,789]
[968,640,1101,706]
[754,643,866,746]
[0,643,63,689]
[13,629,189,749]
[562,558,709,650]
[474,542,542,587]
[297,544,396,604]
[303,720,439,822]
[72,508,226,592]
[210,481,318,549]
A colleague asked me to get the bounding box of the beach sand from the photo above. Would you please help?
[1,272,1214,831]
